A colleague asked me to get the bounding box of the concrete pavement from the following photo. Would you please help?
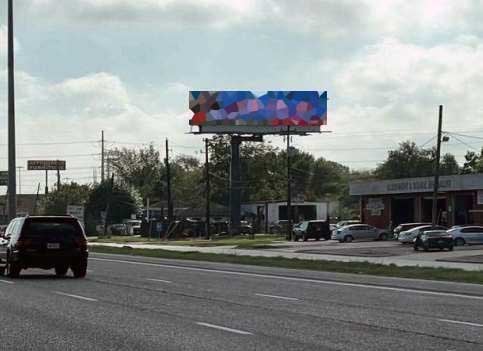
[1,252,483,350]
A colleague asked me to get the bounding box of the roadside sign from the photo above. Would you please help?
[0,171,8,186]
[27,160,66,171]
[67,205,85,227]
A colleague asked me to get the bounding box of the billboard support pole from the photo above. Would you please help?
[7,0,16,220]
[287,126,293,241]
[230,136,242,235]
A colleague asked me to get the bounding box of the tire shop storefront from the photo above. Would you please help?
[350,174,483,229]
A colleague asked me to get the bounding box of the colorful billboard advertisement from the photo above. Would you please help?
[189,91,327,134]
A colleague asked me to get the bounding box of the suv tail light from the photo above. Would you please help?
[16,239,33,249]
[74,238,88,250]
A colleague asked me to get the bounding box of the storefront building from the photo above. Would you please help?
[350,174,483,229]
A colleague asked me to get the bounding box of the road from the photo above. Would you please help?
[1,252,483,350]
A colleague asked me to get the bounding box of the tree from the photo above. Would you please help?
[375,141,460,179]
[461,148,483,174]
[84,180,137,233]
[43,182,91,216]
[109,145,164,202]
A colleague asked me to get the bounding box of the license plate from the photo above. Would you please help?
[47,243,60,249]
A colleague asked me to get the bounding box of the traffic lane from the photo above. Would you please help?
[86,257,483,346]
[0,276,319,351]
[9,258,483,349]
[86,254,483,324]
[2,274,479,351]
[89,252,483,297]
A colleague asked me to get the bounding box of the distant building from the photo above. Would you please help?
[0,194,45,224]
[350,173,483,229]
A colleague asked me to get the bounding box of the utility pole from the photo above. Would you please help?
[16,166,23,195]
[101,130,105,182]
[205,138,211,239]
[432,105,443,228]
[165,138,173,224]
[7,0,17,220]
[45,170,49,195]
[103,174,115,237]
[286,126,293,240]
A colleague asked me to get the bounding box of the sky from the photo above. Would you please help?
[1,0,483,194]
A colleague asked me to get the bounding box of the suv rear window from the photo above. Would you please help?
[21,218,83,240]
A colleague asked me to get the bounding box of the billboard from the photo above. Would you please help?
[189,91,327,134]
[27,160,66,171]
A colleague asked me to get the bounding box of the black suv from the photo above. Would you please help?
[293,220,331,241]
[0,216,88,278]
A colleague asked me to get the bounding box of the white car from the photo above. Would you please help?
[447,226,483,246]
[398,225,447,244]
[331,224,389,242]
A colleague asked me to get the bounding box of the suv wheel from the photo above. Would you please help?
[344,235,353,243]
[6,256,21,278]
[55,265,69,277]
[71,259,87,279]
[303,234,308,242]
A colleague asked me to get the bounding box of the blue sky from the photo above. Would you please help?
[1,0,483,194]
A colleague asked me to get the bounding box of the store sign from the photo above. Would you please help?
[0,171,8,186]
[27,160,66,171]
[367,198,384,216]
[478,191,483,205]
[67,205,85,227]
[386,179,452,193]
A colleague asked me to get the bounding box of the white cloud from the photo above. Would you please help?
[0,70,201,194]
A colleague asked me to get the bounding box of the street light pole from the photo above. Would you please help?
[7,0,17,220]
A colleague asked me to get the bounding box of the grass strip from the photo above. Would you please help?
[90,246,483,285]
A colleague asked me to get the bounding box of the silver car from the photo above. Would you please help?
[331,224,389,243]
[447,226,483,246]
[398,225,446,244]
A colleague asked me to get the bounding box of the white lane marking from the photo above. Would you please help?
[439,319,483,328]
[147,278,172,284]
[255,293,299,301]
[0,279,14,285]
[54,291,98,302]
[196,322,253,335]
[90,257,483,301]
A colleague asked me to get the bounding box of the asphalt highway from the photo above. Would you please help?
[1,252,483,350]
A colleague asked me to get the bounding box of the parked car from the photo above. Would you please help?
[293,220,331,241]
[413,230,453,251]
[447,226,483,246]
[398,225,447,244]
[335,220,361,228]
[240,221,255,235]
[331,224,389,243]
[108,223,128,235]
[393,222,431,239]
[0,216,88,278]
[269,220,288,234]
